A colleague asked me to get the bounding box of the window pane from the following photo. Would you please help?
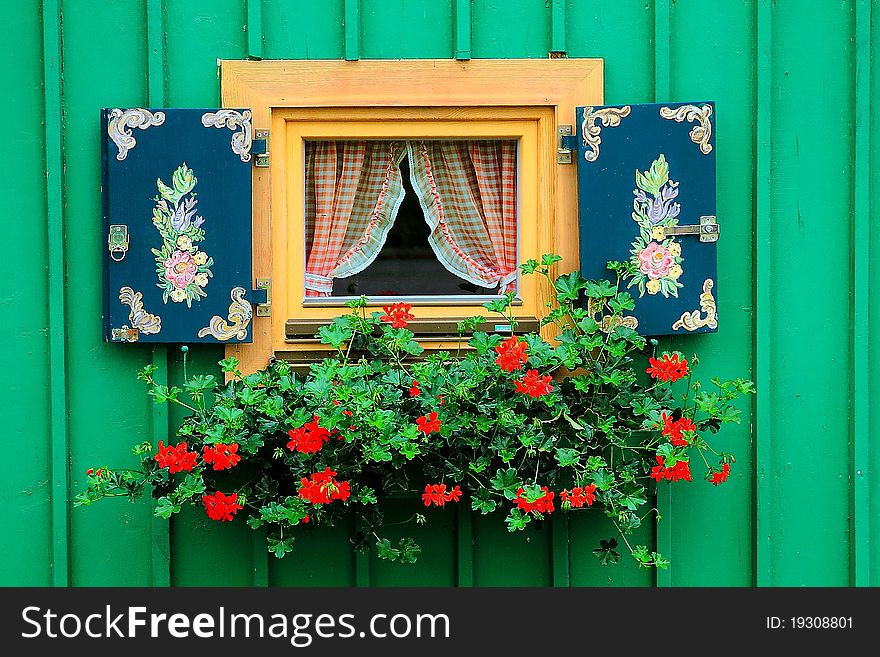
[303,139,518,299]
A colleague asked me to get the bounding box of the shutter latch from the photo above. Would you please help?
[253,130,270,168]
[557,125,577,164]
[651,216,720,243]
[108,224,129,262]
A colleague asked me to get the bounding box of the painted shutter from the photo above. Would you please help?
[101,108,255,344]
[574,102,718,336]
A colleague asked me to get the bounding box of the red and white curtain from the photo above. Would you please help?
[407,140,518,292]
[304,139,518,296]
[304,141,406,296]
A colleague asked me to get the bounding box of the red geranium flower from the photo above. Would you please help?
[649,455,692,483]
[202,443,241,471]
[287,415,331,454]
[421,484,463,507]
[560,484,597,508]
[660,412,697,447]
[154,441,198,474]
[298,468,351,505]
[514,369,554,398]
[380,302,415,329]
[514,486,555,514]
[494,336,529,372]
[646,352,689,382]
[711,462,731,486]
[202,491,242,522]
[416,411,442,435]
[409,381,421,397]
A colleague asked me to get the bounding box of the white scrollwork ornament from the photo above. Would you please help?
[108,108,166,161]
[201,110,253,162]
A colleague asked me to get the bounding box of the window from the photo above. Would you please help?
[219,59,603,372]
[303,139,518,301]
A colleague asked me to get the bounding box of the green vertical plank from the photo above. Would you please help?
[473,516,552,586]
[269,522,356,586]
[361,0,452,59]
[63,0,154,587]
[247,0,263,59]
[852,0,871,588]
[667,0,755,587]
[147,0,171,590]
[147,0,166,103]
[163,0,250,586]
[453,0,472,60]
[369,500,456,587]
[471,0,549,58]
[165,0,247,107]
[551,513,570,587]
[568,511,653,586]
[767,0,854,585]
[549,0,566,54]
[653,0,672,589]
[251,528,269,587]
[355,517,371,587]
[344,0,360,61]
[456,506,474,587]
[566,2,654,103]
[869,0,880,588]
[1,0,52,586]
[149,348,171,586]
[755,0,772,589]
[43,0,70,588]
[262,0,344,59]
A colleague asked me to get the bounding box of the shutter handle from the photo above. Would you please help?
[651,216,719,243]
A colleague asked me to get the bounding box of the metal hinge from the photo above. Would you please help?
[253,130,269,167]
[254,277,271,316]
[557,125,577,164]
[651,215,720,243]
[111,326,139,342]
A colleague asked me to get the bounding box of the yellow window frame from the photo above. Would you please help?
[220,59,603,373]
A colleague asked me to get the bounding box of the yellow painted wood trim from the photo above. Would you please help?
[220,59,604,373]
[281,117,540,349]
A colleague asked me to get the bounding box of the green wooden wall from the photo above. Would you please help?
[3,0,875,587]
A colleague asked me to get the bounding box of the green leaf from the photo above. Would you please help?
[584,280,618,299]
[318,322,353,349]
[620,485,647,511]
[398,538,421,564]
[541,253,563,267]
[358,487,378,505]
[592,538,621,566]
[505,508,531,532]
[656,443,679,467]
[591,468,615,491]
[184,374,216,396]
[154,497,181,519]
[471,490,497,515]
[520,259,540,275]
[554,272,588,302]
[554,448,580,468]
[483,298,511,314]
[376,538,401,561]
[490,468,523,500]
[469,332,503,355]
[267,535,295,559]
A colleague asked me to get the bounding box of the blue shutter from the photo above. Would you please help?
[102,108,255,344]
[574,102,718,336]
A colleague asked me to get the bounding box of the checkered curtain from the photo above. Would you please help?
[407,140,518,292]
[304,141,406,296]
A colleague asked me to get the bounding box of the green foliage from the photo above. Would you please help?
[79,255,753,570]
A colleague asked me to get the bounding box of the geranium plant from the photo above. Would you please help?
[78,255,753,568]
